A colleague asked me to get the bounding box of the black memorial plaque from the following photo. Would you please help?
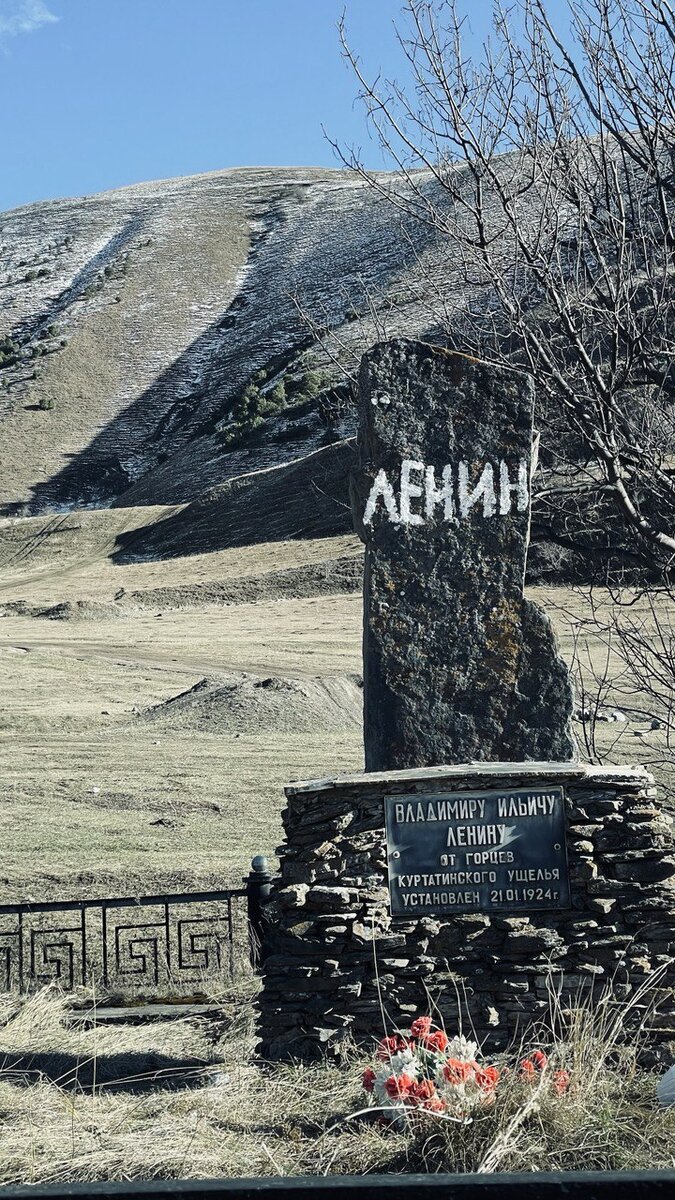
[384,787,570,917]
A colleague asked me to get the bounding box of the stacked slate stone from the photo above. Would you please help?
[259,763,675,1059]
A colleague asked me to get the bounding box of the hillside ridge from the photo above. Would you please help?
[0,166,441,519]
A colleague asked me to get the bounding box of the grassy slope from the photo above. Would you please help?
[0,176,251,511]
[0,166,442,516]
[0,586,364,900]
[0,518,670,900]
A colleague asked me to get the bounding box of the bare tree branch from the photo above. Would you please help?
[336,0,675,562]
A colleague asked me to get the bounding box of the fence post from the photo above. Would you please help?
[246,855,273,969]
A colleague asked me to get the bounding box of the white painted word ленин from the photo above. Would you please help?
[363,456,529,526]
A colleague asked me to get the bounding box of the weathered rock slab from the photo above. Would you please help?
[351,339,575,770]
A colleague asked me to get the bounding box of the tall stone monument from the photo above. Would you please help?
[258,339,675,1061]
[351,339,576,770]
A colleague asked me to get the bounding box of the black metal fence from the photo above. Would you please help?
[1,1170,675,1200]
[0,856,273,996]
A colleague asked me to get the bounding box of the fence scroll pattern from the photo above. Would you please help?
[0,885,255,995]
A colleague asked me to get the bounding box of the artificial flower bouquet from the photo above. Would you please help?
[362,1015,569,1123]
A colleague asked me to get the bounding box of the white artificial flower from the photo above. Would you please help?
[390,1048,421,1076]
[434,1062,449,1087]
[446,1035,478,1061]
[372,1064,392,1103]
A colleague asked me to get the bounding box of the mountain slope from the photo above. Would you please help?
[0,166,440,517]
[113,439,355,561]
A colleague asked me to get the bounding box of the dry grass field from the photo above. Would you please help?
[0,583,364,899]
[0,526,672,902]
[0,982,673,1185]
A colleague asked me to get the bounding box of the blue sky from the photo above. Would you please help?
[0,0,570,214]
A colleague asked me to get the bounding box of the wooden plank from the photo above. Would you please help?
[67,1002,223,1026]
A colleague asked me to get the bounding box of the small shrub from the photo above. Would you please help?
[38,396,54,411]
[237,382,261,417]
[218,367,293,449]
[294,367,327,402]
[258,380,287,416]
[269,380,286,407]
[23,269,37,282]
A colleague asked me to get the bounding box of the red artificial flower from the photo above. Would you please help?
[422,1029,449,1053]
[475,1065,500,1092]
[362,1067,376,1093]
[553,1069,571,1095]
[411,1016,432,1037]
[384,1072,415,1099]
[424,1094,447,1113]
[444,1057,474,1084]
[519,1058,537,1081]
[531,1050,548,1070]
[409,1078,437,1105]
[376,1034,408,1060]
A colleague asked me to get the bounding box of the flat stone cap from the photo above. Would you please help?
[285,760,654,797]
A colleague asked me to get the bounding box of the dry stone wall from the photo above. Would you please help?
[258,762,675,1059]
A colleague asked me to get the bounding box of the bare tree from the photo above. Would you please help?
[566,581,675,767]
[335,0,675,567]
